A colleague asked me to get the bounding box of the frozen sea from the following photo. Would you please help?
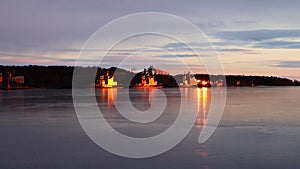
[0,87,299,169]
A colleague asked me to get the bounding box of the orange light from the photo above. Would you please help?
[202,81,208,85]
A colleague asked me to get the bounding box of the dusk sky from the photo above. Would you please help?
[1,0,300,79]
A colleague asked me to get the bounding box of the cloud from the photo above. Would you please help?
[154,54,200,58]
[253,41,300,49]
[163,42,222,49]
[215,29,300,41]
[271,61,300,68]
[0,52,128,65]
[215,48,252,52]
[162,42,251,53]
[162,42,210,51]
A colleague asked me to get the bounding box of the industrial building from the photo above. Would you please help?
[0,71,25,90]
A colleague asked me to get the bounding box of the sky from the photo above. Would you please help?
[1,0,300,80]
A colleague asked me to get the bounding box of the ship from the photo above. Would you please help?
[180,71,199,88]
[130,66,164,88]
[95,71,119,88]
[197,80,211,88]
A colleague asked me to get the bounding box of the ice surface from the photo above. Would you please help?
[0,87,299,169]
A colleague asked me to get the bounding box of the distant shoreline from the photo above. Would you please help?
[0,65,299,90]
[1,85,299,91]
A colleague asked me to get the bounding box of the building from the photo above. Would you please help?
[2,72,12,90]
[1,71,25,90]
[12,76,25,85]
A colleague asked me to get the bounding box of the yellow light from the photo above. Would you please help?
[202,81,208,85]
[197,80,201,83]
